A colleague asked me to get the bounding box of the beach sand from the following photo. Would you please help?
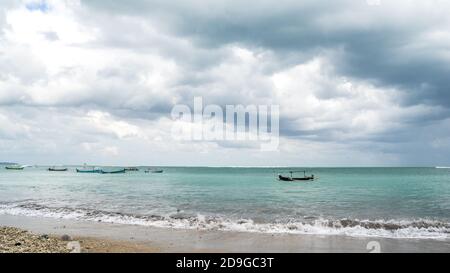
[1,214,449,253]
[0,226,159,253]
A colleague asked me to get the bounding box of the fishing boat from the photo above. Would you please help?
[145,168,163,173]
[76,167,101,173]
[5,165,24,170]
[48,167,68,172]
[76,168,101,173]
[100,168,126,174]
[124,167,139,171]
[278,171,314,182]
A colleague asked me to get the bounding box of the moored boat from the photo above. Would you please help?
[100,168,126,174]
[48,167,68,172]
[76,167,101,173]
[278,171,314,182]
[76,169,101,173]
[5,165,24,170]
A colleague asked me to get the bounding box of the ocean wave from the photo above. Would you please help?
[0,202,448,240]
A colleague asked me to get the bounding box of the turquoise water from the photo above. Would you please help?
[0,167,449,239]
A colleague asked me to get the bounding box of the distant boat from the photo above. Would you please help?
[278,171,314,182]
[100,168,126,174]
[124,167,139,171]
[5,165,24,170]
[145,168,163,173]
[76,167,101,173]
[48,167,68,172]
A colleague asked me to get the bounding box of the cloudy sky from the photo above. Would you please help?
[1,0,450,166]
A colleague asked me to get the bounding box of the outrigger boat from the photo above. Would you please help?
[76,168,101,173]
[48,167,68,172]
[5,165,24,170]
[76,166,101,173]
[100,168,126,174]
[278,171,314,181]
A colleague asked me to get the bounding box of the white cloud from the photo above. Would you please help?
[0,111,31,139]
[83,110,141,139]
[271,57,444,141]
[0,0,450,166]
[101,145,119,156]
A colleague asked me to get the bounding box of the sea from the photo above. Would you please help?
[0,167,449,239]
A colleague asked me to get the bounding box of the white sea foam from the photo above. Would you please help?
[0,202,448,240]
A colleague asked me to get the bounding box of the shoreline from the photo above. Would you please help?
[1,214,449,253]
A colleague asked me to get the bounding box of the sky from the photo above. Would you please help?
[0,0,450,166]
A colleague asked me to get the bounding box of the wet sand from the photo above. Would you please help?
[1,214,449,253]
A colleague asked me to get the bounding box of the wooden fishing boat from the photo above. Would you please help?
[48,167,68,172]
[100,168,126,174]
[76,167,101,173]
[278,171,314,181]
[5,165,24,170]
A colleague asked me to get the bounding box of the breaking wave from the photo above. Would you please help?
[0,201,449,240]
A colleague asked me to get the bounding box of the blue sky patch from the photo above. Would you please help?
[25,1,49,12]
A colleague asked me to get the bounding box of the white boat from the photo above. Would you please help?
[5,165,24,170]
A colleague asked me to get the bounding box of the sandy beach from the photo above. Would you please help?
[1,214,449,253]
[0,227,158,253]
[1,217,160,253]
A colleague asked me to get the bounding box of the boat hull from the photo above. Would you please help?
[48,168,68,172]
[278,174,314,181]
[5,166,24,170]
[100,169,126,174]
[278,175,293,181]
[76,169,101,173]
[292,177,314,181]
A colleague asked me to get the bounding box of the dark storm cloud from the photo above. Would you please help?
[81,0,450,109]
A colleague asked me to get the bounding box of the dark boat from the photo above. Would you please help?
[278,174,294,181]
[48,167,68,172]
[278,171,314,182]
[100,168,126,174]
[124,167,139,171]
